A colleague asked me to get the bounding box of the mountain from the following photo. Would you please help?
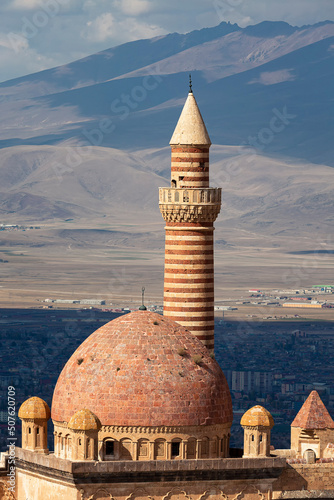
[0,20,333,166]
[0,20,334,271]
[1,144,333,255]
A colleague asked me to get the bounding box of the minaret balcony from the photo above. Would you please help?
[159,187,222,224]
[159,187,221,205]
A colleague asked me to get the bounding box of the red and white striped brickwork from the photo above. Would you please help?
[171,146,209,188]
[163,223,215,350]
[160,90,221,351]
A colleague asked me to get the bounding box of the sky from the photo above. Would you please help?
[0,0,334,83]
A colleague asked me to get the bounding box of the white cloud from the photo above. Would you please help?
[82,11,164,43]
[0,38,57,81]
[114,0,151,16]
[0,0,333,81]
[249,69,296,86]
[84,12,115,42]
[119,17,165,40]
[10,0,44,9]
[0,32,28,51]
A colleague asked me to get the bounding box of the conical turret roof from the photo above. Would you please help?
[170,92,211,146]
[291,390,334,429]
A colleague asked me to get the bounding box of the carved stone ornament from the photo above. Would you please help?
[197,487,229,500]
[0,481,17,500]
[125,488,154,500]
[232,485,266,500]
[160,204,221,223]
[80,488,116,500]
[162,488,192,500]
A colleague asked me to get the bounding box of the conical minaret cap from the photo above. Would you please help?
[170,92,211,146]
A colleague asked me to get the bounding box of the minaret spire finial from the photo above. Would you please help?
[189,74,192,94]
[139,286,147,310]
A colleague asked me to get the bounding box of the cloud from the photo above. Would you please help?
[0,0,333,82]
[0,32,28,51]
[214,0,334,28]
[114,0,151,16]
[10,0,45,9]
[119,17,166,40]
[84,12,115,42]
[0,33,57,81]
[82,11,165,43]
[249,69,296,86]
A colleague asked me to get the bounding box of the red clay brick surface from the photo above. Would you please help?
[291,391,334,429]
[51,311,232,427]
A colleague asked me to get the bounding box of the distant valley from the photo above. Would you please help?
[0,20,333,301]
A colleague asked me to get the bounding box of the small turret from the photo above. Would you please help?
[241,405,274,458]
[67,408,101,461]
[291,390,334,461]
[18,397,50,453]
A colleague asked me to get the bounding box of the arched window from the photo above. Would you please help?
[171,440,181,458]
[201,437,209,457]
[65,435,71,460]
[211,436,219,456]
[138,439,149,459]
[304,449,316,463]
[36,427,40,447]
[105,440,114,456]
[187,438,196,459]
[154,439,166,459]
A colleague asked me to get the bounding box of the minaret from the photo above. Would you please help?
[159,80,222,351]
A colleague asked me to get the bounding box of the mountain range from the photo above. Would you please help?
[1,20,334,164]
[0,20,333,259]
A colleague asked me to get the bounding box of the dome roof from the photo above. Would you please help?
[18,397,51,420]
[240,406,274,428]
[68,409,101,431]
[52,311,232,427]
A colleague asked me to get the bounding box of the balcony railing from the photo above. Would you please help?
[159,187,221,205]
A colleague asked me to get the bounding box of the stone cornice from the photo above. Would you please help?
[160,204,221,223]
[100,423,231,436]
[15,448,287,485]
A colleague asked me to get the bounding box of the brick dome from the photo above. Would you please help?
[19,397,51,420]
[52,311,232,427]
[68,409,101,431]
[241,405,274,428]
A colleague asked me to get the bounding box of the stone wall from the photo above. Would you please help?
[273,462,334,497]
[16,448,286,500]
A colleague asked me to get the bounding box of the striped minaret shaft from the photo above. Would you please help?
[159,89,221,351]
